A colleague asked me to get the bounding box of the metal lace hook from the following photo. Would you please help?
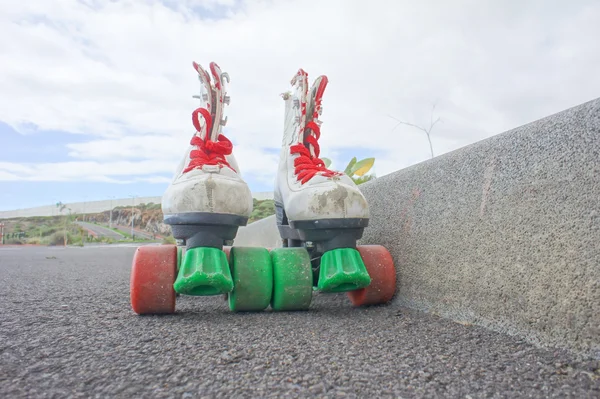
[221,72,231,105]
[192,73,209,104]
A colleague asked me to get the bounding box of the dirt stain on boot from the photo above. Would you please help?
[313,184,348,216]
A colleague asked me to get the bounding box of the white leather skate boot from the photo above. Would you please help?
[274,69,371,293]
[162,61,253,296]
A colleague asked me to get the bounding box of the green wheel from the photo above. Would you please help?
[228,247,273,312]
[270,248,313,311]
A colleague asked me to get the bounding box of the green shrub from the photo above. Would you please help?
[69,234,84,246]
[249,199,276,223]
[162,236,176,245]
[49,231,67,246]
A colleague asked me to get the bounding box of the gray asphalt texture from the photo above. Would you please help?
[1,246,598,398]
[75,221,125,240]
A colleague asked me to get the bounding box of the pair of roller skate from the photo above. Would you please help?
[130,62,396,315]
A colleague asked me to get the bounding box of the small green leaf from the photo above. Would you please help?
[350,158,375,177]
[344,157,357,175]
[353,174,376,185]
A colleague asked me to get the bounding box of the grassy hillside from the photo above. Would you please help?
[249,199,275,223]
[1,199,276,245]
[1,215,88,246]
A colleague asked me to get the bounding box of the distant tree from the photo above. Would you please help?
[388,103,441,159]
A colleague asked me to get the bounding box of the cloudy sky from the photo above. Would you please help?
[0,0,598,211]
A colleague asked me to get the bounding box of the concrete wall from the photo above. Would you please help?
[0,192,274,219]
[0,196,163,219]
[234,214,281,248]
[234,98,600,358]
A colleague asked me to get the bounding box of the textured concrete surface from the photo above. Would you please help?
[1,246,599,398]
[358,98,600,358]
[234,98,600,359]
[235,215,282,248]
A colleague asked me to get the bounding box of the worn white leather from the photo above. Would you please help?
[162,145,253,217]
[162,61,252,219]
[274,93,369,222]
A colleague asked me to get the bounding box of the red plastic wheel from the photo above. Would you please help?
[130,245,178,314]
[347,245,396,306]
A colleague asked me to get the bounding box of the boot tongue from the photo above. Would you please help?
[196,120,210,141]
[208,87,218,141]
[192,62,216,142]
[195,87,217,142]
[303,127,318,158]
[303,89,316,157]
[303,76,326,159]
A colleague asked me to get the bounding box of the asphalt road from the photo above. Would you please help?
[0,246,598,398]
[75,221,125,240]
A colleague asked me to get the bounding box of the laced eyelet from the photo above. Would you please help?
[183,107,234,174]
[290,121,339,184]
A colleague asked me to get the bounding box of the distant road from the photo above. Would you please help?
[76,222,125,240]
[111,224,157,240]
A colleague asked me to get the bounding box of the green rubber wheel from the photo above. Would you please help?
[228,247,273,312]
[270,248,313,311]
[174,247,233,296]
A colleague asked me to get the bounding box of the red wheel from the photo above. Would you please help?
[130,245,178,314]
[347,245,396,306]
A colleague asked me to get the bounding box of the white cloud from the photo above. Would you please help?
[0,171,20,181]
[0,160,174,183]
[0,0,599,184]
[135,176,173,184]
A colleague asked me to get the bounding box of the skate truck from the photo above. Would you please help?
[130,63,396,314]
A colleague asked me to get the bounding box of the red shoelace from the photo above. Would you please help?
[183,107,234,173]
[290,72,339,184]
[291,120,339,184]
